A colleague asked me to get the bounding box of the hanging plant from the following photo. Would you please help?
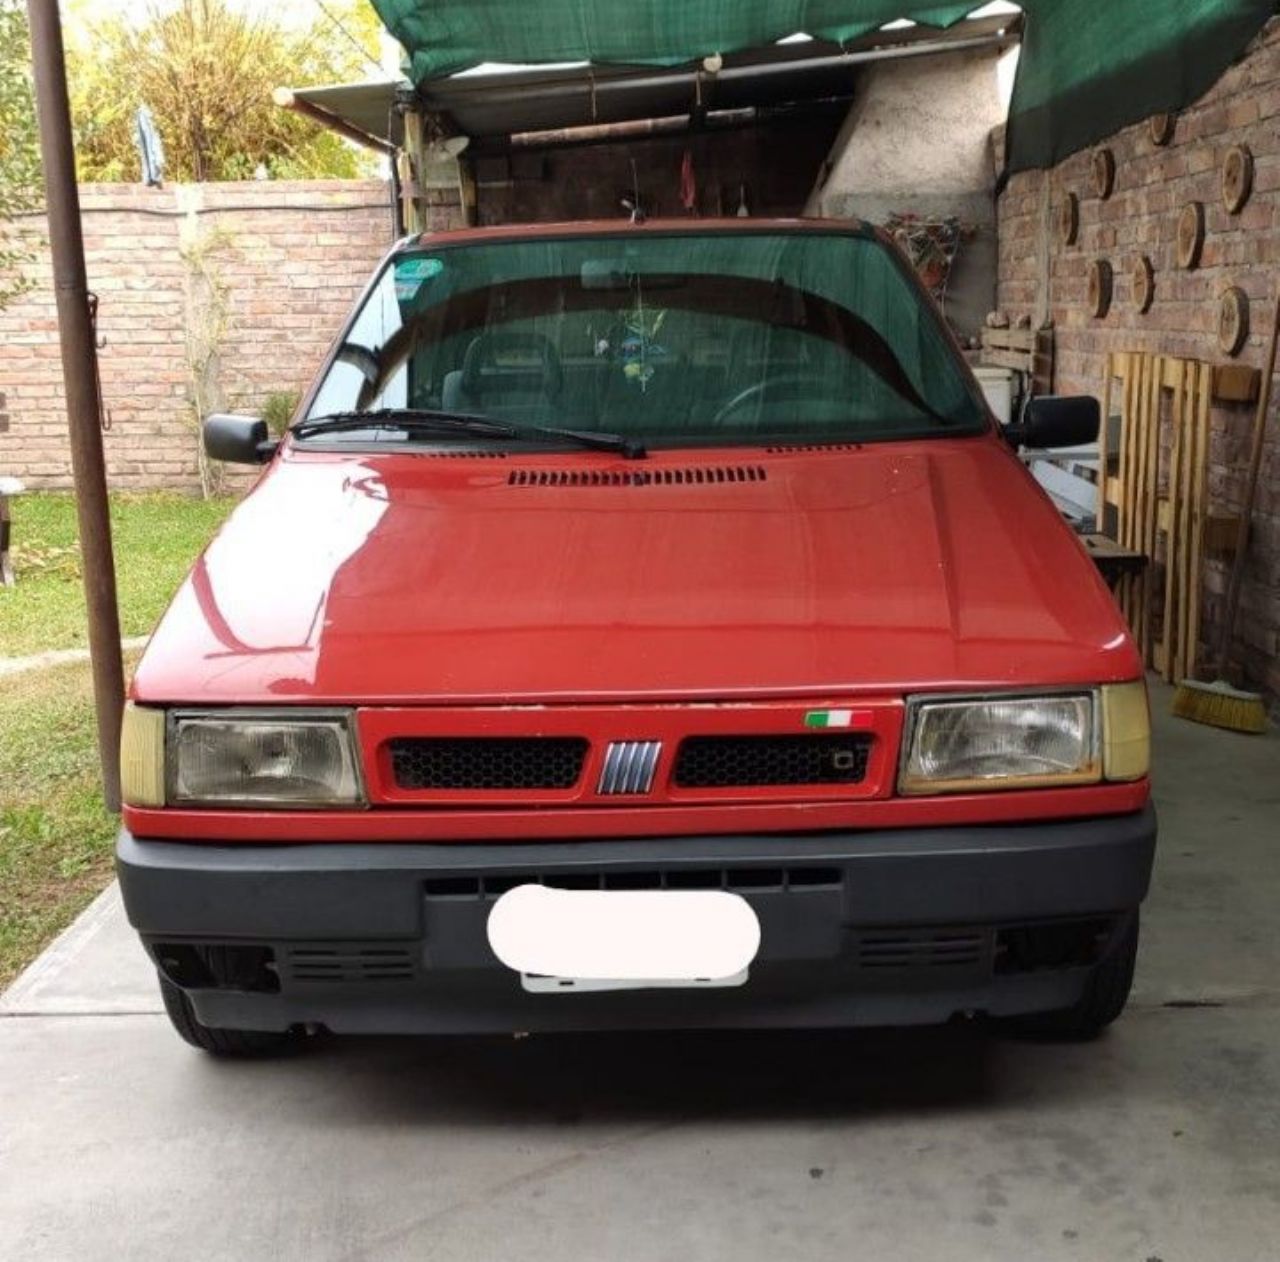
[885,213,973,309]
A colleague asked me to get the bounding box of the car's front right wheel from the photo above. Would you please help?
[1002,913,1140,1041]
[158,975,299,1057]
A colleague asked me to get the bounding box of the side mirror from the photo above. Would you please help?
[1006,395,1100,450]
[203,414,276,465]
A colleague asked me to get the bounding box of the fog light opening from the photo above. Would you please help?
[994,918,1115,975]
[153,942,280,993]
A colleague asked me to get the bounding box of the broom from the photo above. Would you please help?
[1171,289,1278,734]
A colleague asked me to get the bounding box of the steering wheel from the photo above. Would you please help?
[461,330,564,400]
[712,374,833,427]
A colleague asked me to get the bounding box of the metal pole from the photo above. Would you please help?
[26,0,125,811]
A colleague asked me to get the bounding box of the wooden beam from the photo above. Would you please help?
[272,87,397,156]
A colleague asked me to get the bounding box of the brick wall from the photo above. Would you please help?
[998,19,1280,700]
[0,180,460,492]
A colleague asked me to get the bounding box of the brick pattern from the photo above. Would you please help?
[998,19,1280,700]
[0,180,460,491]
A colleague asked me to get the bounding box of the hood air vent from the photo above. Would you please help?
[507,466,766,488]
[422,449,508,458]
[764,443,860,453]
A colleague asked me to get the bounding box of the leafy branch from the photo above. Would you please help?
[0,0,40,311]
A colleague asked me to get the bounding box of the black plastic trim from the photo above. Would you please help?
[118,805,1156,941]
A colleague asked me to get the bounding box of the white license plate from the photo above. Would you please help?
[487,884,760,994]
[521,970,749,994]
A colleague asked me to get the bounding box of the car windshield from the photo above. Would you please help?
[302,229,987,449]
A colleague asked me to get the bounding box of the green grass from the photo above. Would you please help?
[0,492,237,658]
[0,492,237,986]
[0,658,141,988]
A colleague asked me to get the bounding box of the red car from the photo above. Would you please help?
[116,219,1154,1055]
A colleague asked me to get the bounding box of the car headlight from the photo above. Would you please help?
[899,684,1148,796]
[121,708,366,809]
[168,710,364,808]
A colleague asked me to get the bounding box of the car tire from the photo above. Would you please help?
[1002,913,1139,1041]
[158,974,298,1057]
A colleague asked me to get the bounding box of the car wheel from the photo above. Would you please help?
[1002,913,1139,1041]
[158,974,299,1057]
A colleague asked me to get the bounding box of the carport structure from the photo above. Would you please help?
[24,0,1278,795]
[280,0,1276,228]
[280,13,1019,234]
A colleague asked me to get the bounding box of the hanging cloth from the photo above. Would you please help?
[679,150,697,213]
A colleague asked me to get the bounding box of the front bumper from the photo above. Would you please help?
[117,805,1156,1035]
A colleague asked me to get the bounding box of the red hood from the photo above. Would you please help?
[133,438,1140,705]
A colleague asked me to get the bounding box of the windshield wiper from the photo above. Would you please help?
[291,408,647,460]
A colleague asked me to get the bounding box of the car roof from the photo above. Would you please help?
[407,216,873,252]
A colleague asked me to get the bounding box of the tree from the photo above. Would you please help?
[68,0,384,183]
[0,0,40,308]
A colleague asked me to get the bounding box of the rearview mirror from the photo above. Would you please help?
[203,414,276,465]
[581,260,631,290]
[1006,396,1100,450]
[580,261,688,291]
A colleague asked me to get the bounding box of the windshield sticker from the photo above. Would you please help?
[394,257,444,303]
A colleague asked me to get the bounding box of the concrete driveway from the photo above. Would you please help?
[2,682,1278,1261]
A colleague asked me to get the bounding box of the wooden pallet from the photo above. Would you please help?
[1098,353,1212,682]
[1080,532,1148,587]
[980,326,1055,396]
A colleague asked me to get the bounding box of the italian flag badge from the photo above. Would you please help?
[804,710,854,729]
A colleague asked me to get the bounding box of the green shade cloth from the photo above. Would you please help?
[369,0,1275,171]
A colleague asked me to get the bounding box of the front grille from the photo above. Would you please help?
[674,734,872,788]
[424,866,845,899]
[284,945,416,983]
[389,737,589,791]
[856,929,988,970]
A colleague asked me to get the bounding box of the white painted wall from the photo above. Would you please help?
[807,45,1011,339]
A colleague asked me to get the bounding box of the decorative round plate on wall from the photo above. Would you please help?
[1058,192,1080,246]
[1219,287,1250,356]
[1132,255,1155,314]
[1089,259,1114,318]
[1222,145,1254,214]
[1177,202,1206,269]
[1091,148,1116,200]
[1149,113,1177,146]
